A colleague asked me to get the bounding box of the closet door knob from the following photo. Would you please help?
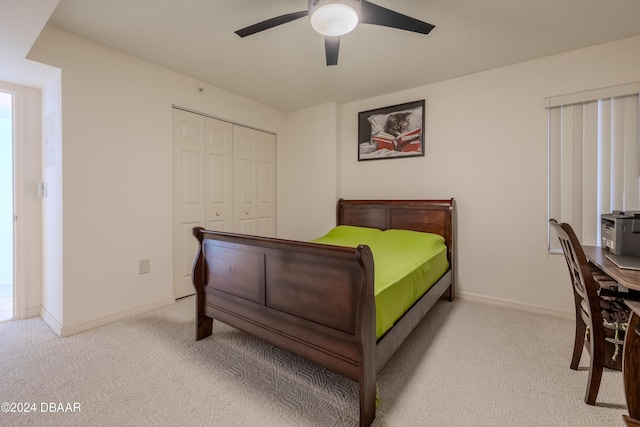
[245,211,249,215]
[215,213,220,217]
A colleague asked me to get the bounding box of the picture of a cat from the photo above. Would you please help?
[358,100,424,160]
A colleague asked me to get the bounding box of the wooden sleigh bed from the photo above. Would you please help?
[191,198,456,426]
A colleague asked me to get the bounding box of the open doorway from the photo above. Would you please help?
[0,90,14,322]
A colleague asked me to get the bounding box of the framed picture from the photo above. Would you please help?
[358,100,425,161]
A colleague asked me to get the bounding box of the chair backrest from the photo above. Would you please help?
[549,219,603,329]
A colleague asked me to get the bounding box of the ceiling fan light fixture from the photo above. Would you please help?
[310,1,360,37]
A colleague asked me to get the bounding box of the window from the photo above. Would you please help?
[547,83,640,252]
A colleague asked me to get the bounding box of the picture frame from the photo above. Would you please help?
[358,100,425,161]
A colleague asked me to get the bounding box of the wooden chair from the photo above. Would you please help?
[549,219,605,405]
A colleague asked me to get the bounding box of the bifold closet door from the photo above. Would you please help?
[172,111,234,298]
[173,109,276,298]
[205,118,233,231]
[232,125,276,237]
[256,130,276,237]
[172,109,205,299]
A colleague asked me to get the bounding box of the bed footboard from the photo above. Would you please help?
[192,228,377,426]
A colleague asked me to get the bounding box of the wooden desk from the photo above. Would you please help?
[583,246,640,426]
[582,246,640,291]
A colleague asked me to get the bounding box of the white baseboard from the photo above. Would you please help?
[40,306,62,336]
[458,291,573,320]
[39,297,175,337]
[58,297,175,337]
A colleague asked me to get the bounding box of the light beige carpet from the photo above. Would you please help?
[0,297,629,426]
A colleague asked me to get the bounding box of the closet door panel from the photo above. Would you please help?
[172,109,205,298]
[233,125,257,234]
[256,131,276,237]
[205,118,233,232]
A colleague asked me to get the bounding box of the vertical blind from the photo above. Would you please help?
[548,88,640,251]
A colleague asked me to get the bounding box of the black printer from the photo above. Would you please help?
[601,211,640,256]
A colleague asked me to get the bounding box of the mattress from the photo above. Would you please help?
[311,225,450,338]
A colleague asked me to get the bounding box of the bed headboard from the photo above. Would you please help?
[336,198,456,260]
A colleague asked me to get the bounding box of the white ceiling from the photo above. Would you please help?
[32,0,640,111]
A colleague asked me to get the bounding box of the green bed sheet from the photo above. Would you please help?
[311,225,450,338]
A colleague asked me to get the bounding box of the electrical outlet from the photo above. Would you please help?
[139,259,150,274]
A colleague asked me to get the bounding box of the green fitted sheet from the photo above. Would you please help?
[311,225,450,338]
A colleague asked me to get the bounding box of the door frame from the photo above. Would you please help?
[0,82,24,320]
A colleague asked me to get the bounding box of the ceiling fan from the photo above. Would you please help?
[235,0,435,66]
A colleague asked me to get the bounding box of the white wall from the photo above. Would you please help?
[335,35,640,317]
[280,102,339,241]
[40,70,63,329]
[28,25,287,335]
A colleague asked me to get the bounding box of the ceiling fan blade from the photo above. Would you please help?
[235,10,308,37]
[360,0,435,35]
[325,36,340,66]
